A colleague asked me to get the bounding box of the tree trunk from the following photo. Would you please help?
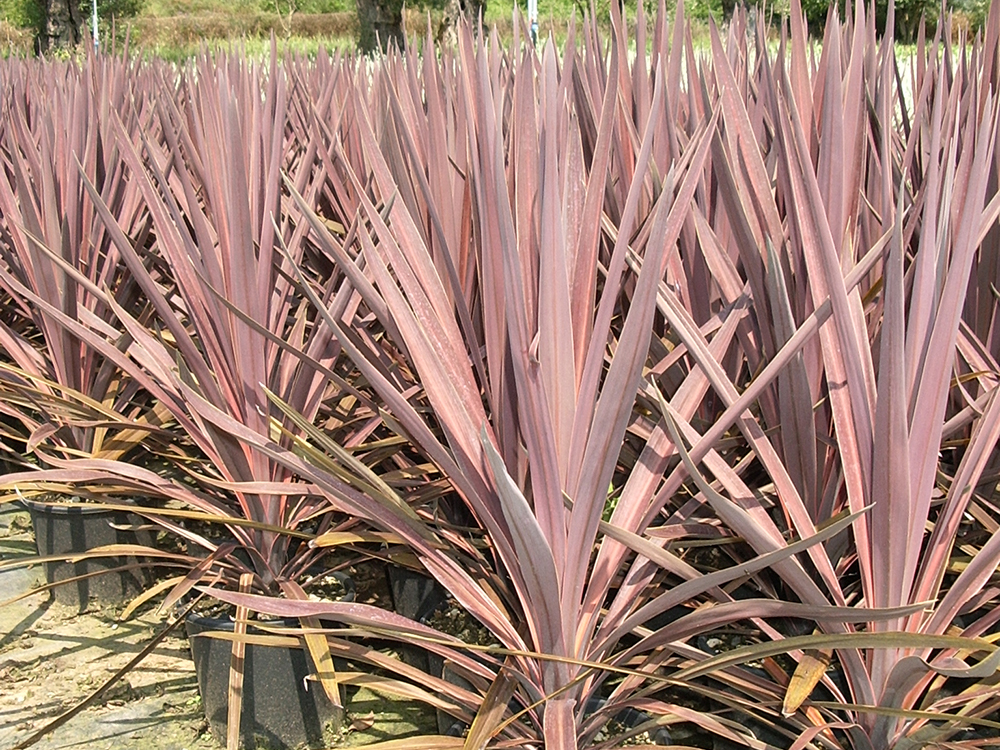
[356,0,403,53]
[435,0,484,46]
[42,0,82,51]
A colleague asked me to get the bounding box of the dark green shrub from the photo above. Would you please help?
[680,0,977,41]
[92,0,143,21]
[952,0,990,30]
[0,0,141,41]
[801,0,938,40]
[0,0,144,47]
[0,0,43,34]
[259,0,352,16]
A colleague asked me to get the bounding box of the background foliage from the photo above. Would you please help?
[0,0,993,50]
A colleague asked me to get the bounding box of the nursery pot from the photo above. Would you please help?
[24,498,156,611]
[185,573,354,749]
[386,564,447,671]
[387,564,447,623]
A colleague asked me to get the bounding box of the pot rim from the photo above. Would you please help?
[21,496,137,516]
[186,570,356,630]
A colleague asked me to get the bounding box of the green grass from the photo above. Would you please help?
[483,0,637,26]
[0,0,723,61]
[141,0,256,16]
[125,0,635,58]
[1,0,989,60]
[137,32,356,59]
[142,0,352,16]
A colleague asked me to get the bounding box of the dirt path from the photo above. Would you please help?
[0,504,206,750]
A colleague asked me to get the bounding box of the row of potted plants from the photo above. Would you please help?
[2,0,1000,748]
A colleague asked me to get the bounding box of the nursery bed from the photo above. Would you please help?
[0,505,438,750]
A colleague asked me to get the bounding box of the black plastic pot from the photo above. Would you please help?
[186,573,354,750]
[387,564,447,623]
[24,498,156,612]
[385,565,447,671]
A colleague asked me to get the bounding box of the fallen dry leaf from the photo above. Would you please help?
[350,711,376,731]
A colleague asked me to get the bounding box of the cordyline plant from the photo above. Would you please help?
[0,52,192,613]
[619,2,1000,749]
[198,7,945,750]
[0,49,389,748]
[0,55,171,468]
[52,49,353,591]
[0,1,998,749]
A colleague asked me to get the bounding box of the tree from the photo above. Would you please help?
[356,0,403,52]
[42,0,81,50]
[435,0,484,45]
[799,0,939,40]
